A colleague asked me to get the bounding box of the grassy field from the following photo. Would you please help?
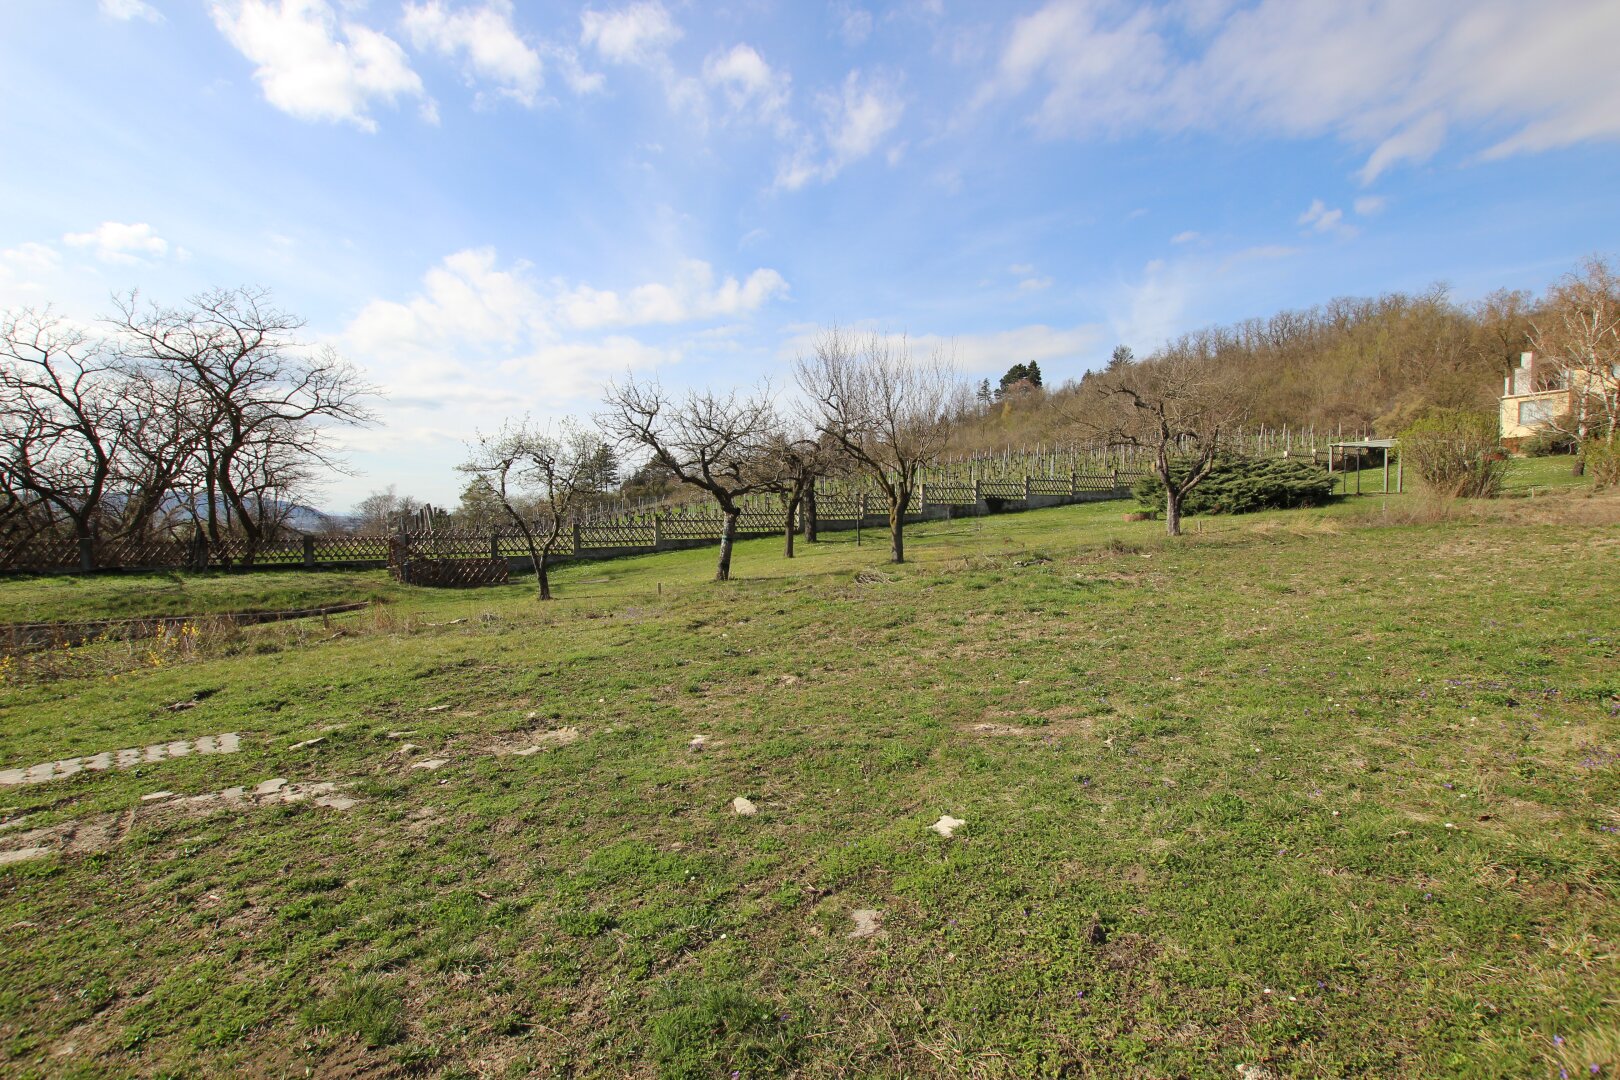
[1,478,1617,1078]
[0,570,408,626]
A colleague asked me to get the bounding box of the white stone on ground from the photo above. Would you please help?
[412,758,449,771]
[507,728,581,756]
[687,735,708,751]
[254,778,288,796]
[731,797,758,816]
[848,909,884,939]
[929,815,966,838]
[289,737,325,750]
[140,791,176,802]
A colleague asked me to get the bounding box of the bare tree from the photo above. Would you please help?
[354,485,423,533]
[795,327,962,564]
[461,419,610,600]
[765,428,835,558]
[0,309,127,546]
[1083,339,1245,536]
[111,361,206,542]
[1531,257,1620,471]
[111,287,377,562]
[600,378,780,582]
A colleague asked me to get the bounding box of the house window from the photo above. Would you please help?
[1518,399,1558,426]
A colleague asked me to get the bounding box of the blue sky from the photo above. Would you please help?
[3,0,1618,510]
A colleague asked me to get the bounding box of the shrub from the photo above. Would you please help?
[1584,439,1620,490]
[1521,427,1578,457]
[1133,456,1336,516]
[1398,410,1507,498]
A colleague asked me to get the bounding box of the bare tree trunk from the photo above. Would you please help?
[1165,488,1183,537]
[511,520,545,600]
[783,493,799,558]
[803,479,818,543]
[889,497,906,564]
[716,509,740,581]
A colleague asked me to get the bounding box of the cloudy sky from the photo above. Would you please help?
[4,0,1619,510]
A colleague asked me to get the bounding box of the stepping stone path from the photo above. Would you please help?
[0,733,240,787]
[0,777,359,865]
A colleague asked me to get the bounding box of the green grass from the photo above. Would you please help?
[0,478,1616,1078]
[1500,452,1592,494]
[0,569,410,625]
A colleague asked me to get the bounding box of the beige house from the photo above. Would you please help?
[1498,351,1619,450]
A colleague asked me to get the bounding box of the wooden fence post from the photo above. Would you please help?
[572,522,582,555]
[490,533,500,560]
[78,537,95,573]
[302,535,316,567]
[653,516,664,551]
[1070,471,1078,497]
[1023,475,1032,500]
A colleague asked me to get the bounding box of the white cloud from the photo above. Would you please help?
[403,0,543,106]
[579,1,680,65]
[1170,230,1201,244]
[555,260,789,330]
[1357,113,1446,183]
[981,0,1620,182]
[347,248,545,352]
[0,243,62,300]
[63,222,170,264]
[777,320,1103,377]
[835,3,874,46]
[211,0,427,132]
[347,249,788,361]
[1297,199,1357,238]
[100,0,163,22]
[777,70,904,189]
[342,250,663,413]
[1017,276,1054,291]
[909,323,1102,376]
[703,44,791,132]
[1112,257,1190,354]
[1353,195,1387,217]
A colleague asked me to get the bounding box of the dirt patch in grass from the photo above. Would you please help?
[484,727,582,756]
[968,705,1097,737]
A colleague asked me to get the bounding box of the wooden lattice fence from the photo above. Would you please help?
[1,467,1142,577]
[387,537,510,588]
